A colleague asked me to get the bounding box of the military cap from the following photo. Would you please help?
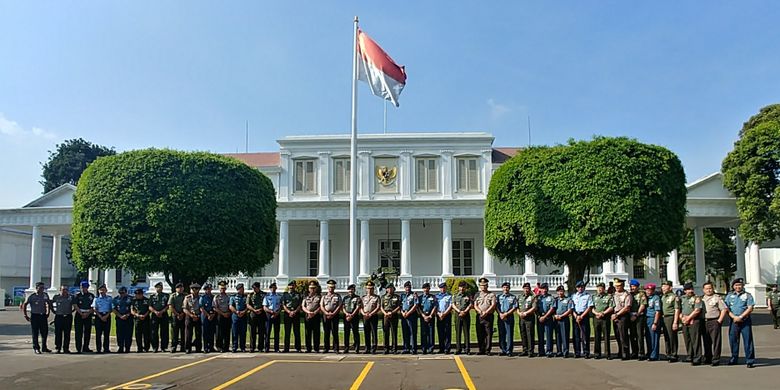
[203,283,213,289]
[288,281,296,287]
[478,277,489,285]
[731,278,745,286]
[235,283,244,289]
[629,279,640,287]
[154,282,163,288]
[175,282,184,288]
[218,281,227,287]
[386,283,395,290]
[422,282,431,289]
[118,286,128,293]
[190,283,201,289]
[98,283,107,290]
[348,284,357,290]
[522,282,531,288]
[327,279,337,286]
[661,280,673,287]
[438,282,447,288]
[252,281,261,288]
[403,281,412,288]
[575,280,586,288]
[35,281,45,287]
[308,281,318,287]
[365,281,375,287]
[457,281,468,288]
[269,282,277,288]
[614,279,625,286]
[596,282,606,288]
[540,282,549,289]
[644,283,657,290]
[501,281,511,288]
[134,288,144,294]
[556,285,565,292]
[683,282,694,290]
[80,280,90,288]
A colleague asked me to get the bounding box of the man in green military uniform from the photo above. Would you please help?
[767,284,780,329]
[452,281,473,355]
[592,282,614,360]
[148,282,170,352]
[281,281,302,353]
[680,282,703,365]
[131,288,151,352]
[516,282,536,357]
[168,283,186,353]
[660,280,681,362]
[628,279,647,360]
[247,282,267,353]
[343,284,362,353]
[381,283,401,354]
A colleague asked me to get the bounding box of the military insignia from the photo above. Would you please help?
[376,165,397,186]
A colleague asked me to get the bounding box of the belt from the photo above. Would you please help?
[706,318,719,321]
[56,313,72,316]
[98,312,109,315]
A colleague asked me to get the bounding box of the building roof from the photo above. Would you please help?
[223,152,280,168]
[492,147,521,163]
[23,183,76,208]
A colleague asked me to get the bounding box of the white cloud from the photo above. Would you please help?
[0,113,56,140]
[487,98,511,121]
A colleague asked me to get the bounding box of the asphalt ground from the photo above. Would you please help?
[2,309,779,390]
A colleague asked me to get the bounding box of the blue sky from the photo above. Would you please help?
[1,1,779,208]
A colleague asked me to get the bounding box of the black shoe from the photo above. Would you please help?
[727,360,737,366]
[64,350,71,354]
[162,348,168,352]
[171,347,177,353]
[692,361,701,366]
[711,361,720,366]
[34,349,41,354]
[747,363,755,368]
[154,349,159,353]
[669,357,679,363]
[83,348,93,353]
[606,356,613,360]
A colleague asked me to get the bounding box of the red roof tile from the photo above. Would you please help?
[223,152,280,168]
[492,147,521,163]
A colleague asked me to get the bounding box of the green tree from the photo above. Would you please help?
[678,228,737,290]
[40,138,116,193]
[71,149,277,288]
[485,137,687,291]
[722,105,780,243]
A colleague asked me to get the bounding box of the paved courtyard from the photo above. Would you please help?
[1,309,778,390]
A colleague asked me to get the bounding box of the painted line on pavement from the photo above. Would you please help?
[211,360,276,390]
[349,362,374,390]
[106,355,220,390]
[454,355,477,390]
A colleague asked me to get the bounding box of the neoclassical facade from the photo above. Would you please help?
[1,132,777,307]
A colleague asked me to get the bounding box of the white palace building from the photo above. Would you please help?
[1,132,779,308]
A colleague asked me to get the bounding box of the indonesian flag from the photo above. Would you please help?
[357,29,407,107]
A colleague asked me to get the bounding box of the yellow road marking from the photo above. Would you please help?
[274,359,368,364]
[454,356,477,390]
[106,355,220,390]
[348,362,374,390]
[211,360,276,390]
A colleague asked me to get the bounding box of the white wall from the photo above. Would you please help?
[0,229,78,293]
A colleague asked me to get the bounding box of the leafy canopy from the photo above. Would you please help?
[40,138,116,193]
[71,149,277,287]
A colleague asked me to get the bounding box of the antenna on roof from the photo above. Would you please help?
[527,115,531,147]
[245,120,249,153]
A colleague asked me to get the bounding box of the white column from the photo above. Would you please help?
[482,247,495,276]
[277,220,289,279]
[358,151,371,200]
[441,218,453,277]
[48,234,63,293]
[317,220,330,278]
[279,151,291,201]
[27,225,42,291]
[748,242,762,285]
[602,259,614,274]
[360,219,370,277]
[104,269,116,293]
[735,232,746,280]
[694,227,706,286]
[400,151,412,200]
[481,149,493,195]
[400,219,411,277]
[440,150,454,199]
[88,268,98,293]
[666,249,680,286]
[318,151,331,201]
[563,264,570,278]
[615,256,626,273]
[524,255,537,275]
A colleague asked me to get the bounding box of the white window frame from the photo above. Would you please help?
[378,239,401,271]
[332,158,351,194]
[452,239,474,276]
[306,240,332,277]
[415,157,439,193]
[294,159,317,194]
[456,157,480,193]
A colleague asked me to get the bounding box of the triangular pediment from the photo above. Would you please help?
[686,172,735,200]
[23,183,76,208]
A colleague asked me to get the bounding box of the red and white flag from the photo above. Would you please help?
[357,29,407,107]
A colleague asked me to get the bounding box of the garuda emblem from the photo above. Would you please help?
[376,166,397,186]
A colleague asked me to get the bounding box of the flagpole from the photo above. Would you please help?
[383,100,387,134]
[349,16,359,286]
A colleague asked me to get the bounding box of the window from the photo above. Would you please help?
[659,257,668,281]
[333,158,351,193]
[457,157,480,192]
[633,258,646,279]
[116,269,122,284]
[294,159,316,194]
[378,239,401,271]
[374,157,398,193]
[452,239,474,276]
[306,240,332,277]
[415,157,438,192]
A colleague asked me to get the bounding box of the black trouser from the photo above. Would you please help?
[662,316,679,360]
[202,313,216,352]
[476,313,494,354]
[185,316,202,352]
[282,313,299,352]
[323,314,339,352]
[573,315,591,357]
[30,313,49,351]
[683,319,702,363]
[344,314,360,352]
[115,315,133,351]
[249,313,267,351]
[401,313,417,353]
[95,314,111,352]
[519,316,534,354]
[171,314,186,350]
[383,314,399,352]
[629,314,645,358]
[363,315,379,353]
[216,314,231,352]
[614,315,630,358]
[135,317,151,352]
[54,314,72,351]
[420,315,435,353]
[455,313,471,353]
[265,313,281,352]
[703,318,722,363]
[593,316,611,357]
[74,313,92,352]
[305,314,321,352]
[437,314,451,353]
[151,314,169,351]
[771,308,779,328]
